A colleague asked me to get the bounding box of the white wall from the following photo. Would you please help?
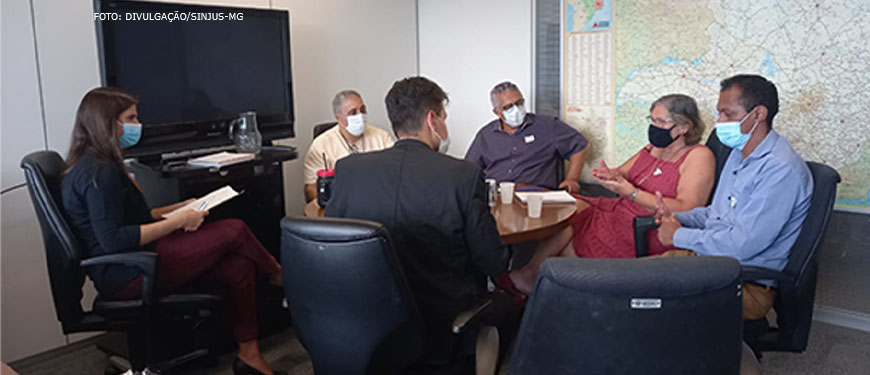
[0,0,45,187]
[0,0,416,362]
[0,0,46,361]
[417,0,533,159]
[1,0,102,362]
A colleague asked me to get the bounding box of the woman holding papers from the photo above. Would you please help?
[505,94,715,295]
[61,88,286,375]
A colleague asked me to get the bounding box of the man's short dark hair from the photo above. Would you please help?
[720,74,779,128]
[385,76,449,136]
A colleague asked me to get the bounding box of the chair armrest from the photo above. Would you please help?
[633,216,660,257]
[81,252,158,305]
[452,298,493,334]
[741,266,794,284]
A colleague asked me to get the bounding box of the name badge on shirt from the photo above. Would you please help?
[524,135,535,144]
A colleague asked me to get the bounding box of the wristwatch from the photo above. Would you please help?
[629,188,639,201]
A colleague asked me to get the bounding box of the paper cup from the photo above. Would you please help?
[527,194,543,218]
[500,182,515,204]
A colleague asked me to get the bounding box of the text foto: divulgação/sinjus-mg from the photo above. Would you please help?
[94,12,245,22]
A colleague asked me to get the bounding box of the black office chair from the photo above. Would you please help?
[632,158,841,355]
[510,256,744,375]
[21,150,221,375]
[705,128,732,202]
[742,161,841,354]
[312,121,339,140]
[556,160,566,186]
[280,217,500,375]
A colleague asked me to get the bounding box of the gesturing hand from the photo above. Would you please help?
[590,159,618,181]
[654,191,680,247]
[653,191,671,223]
[592,159,635,196]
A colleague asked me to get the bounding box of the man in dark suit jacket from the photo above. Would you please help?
[325,76,510,365]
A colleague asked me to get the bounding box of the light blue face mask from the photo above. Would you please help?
[119,122,142,149]
[715,108,758,150]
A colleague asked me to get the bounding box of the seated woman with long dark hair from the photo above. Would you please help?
[62,87,285,375]
[507,94,716,294]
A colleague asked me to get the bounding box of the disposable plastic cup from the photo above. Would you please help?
[527,194,543,218]
[500,182,515,204]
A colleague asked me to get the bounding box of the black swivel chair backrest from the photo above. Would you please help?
[704,128,732,203]
[280,217,424,374]
[20,151,88,331]
[312,121,339,140]
[510,257,743,375]
[746,161,841,352]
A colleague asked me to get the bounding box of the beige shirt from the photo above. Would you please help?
[303,124,395,184]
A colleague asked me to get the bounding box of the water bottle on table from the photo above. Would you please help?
[486,179,497,207]
[316,169,335,208]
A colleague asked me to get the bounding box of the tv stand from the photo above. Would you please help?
[129,145,298,254]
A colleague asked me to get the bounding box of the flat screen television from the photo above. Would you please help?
[95,0,295,159]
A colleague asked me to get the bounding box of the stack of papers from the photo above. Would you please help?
[162,186,242,218]
[187,151,254,168]
[514,191,577,204]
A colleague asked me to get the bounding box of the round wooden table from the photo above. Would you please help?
[303,196,587,245]
[494,197,587,244]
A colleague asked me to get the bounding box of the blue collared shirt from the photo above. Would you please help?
[673,130,813,277]
[464,113,587,189]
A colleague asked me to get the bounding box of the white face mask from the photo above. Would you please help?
[430,116,450,154]
[437,134,451,154]
[502,104,526,127]
[346,113,366,136]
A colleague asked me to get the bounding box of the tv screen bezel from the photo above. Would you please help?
[94,0,295,159]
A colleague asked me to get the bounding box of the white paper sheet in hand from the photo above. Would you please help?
[514,191,577,204]
[162,185,241,218]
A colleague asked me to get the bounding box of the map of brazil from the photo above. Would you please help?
[563,0,870,212]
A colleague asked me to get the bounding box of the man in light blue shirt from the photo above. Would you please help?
[656,75,813,319]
